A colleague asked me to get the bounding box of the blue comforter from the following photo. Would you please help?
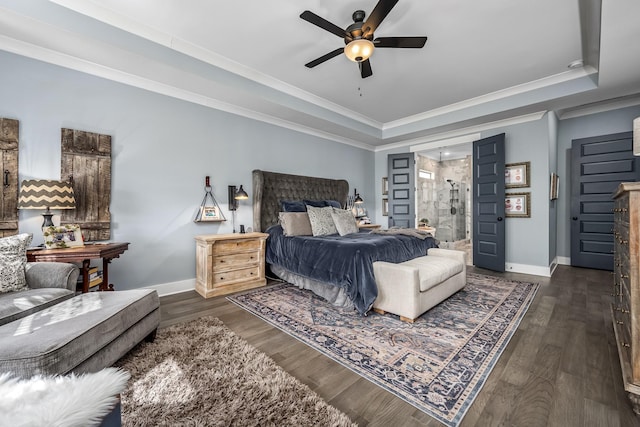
[265,225,438,315]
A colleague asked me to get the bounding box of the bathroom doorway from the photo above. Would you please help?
[416,144,472,264]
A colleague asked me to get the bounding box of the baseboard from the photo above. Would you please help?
[146,278,196,297]
[504,262,551,277]
[556,256,571,265]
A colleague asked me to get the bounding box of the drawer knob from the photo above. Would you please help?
[616,320,624,325]
[622,342,631,348]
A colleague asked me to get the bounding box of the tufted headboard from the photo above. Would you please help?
[252,169,349,232]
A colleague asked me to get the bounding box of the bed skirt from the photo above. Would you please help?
[269,264,354,310]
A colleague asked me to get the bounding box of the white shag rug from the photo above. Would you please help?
[0,367,130,427]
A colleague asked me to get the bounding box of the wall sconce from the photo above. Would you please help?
[18,179,76,228]
[354,188,364,204]
[228,185,249,232]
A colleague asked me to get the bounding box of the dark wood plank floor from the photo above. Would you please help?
[158,266,640,426]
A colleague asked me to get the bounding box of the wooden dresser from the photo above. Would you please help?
[612,182,640,414]
[195,232,268,298]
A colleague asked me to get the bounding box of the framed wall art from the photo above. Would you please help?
[382,177,388,195]
[382,198,388,216]
[505,192,531,218]
[505,162,530,188]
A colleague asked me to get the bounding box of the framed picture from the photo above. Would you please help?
[382,177,388,195]
[505,193,531,218]
[43,224,84,249]
[200,206,221,221]
[550,173,559,200]
[382,198,388,216]
[505,162,530,188]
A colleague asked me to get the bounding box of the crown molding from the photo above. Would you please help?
[557,94,640,120]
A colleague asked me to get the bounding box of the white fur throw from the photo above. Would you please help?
[0,368,130,427]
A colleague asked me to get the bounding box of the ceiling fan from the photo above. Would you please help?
[300,0,427,78]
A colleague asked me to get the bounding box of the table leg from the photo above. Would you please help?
[82,259,91,293]
[101,258,115,291]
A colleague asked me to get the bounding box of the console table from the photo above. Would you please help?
[27,242,130,293]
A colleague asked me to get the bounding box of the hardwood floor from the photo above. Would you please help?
[158,265,640,426]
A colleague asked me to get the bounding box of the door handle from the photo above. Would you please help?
[497,217,503,221]
[572,217,578,220]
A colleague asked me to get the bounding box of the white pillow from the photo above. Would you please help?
[279,212,313,236]
[0,233,33,293]
[306,205,337,236]
[330,207,358,236]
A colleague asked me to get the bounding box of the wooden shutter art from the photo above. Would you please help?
[0,118,19,237]
[61,128,112,241]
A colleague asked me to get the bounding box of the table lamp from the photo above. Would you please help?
[18,179,76,227]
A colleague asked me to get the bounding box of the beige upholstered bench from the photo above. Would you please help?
[372,248,467,322]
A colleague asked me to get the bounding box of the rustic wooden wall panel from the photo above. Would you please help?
[61,128,112,241]
[0,118,19,237]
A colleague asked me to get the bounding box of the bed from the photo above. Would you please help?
[252,169,438,315]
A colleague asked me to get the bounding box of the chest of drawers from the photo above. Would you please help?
[612,182,640,413]
[195,232,268,298]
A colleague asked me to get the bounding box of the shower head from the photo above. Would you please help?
[446,179,455,187]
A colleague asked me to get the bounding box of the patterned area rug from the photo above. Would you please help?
[228,273,538,427]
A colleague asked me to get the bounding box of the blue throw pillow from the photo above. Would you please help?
[303,199,326,208]
[325,200,342,209]
[281,200,306,212]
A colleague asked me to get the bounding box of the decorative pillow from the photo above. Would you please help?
[302,199,326,208]
[330,208,359,236]
[306,205,338,236]
[280,200,306,212]
[279,212,313,236]
[0,233,33,293]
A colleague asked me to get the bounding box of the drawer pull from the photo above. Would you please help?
[616,320,624,325]
[622,342,631,348]
[621,274,629,279]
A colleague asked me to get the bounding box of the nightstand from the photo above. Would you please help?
[194,232,268,298]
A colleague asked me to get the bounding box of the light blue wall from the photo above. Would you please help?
[0,51,374,290]
[548,112,559,265]
[556,104,640,260]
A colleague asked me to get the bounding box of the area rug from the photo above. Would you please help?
[114,316,356,427]
[228,273,539,427]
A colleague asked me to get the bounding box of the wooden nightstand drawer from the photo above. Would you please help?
[213,266,261,285]
[213,239,263,255]
[195,232,268,299]
[213,252,260,270]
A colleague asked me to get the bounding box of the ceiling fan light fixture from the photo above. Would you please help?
[344,38,374,62]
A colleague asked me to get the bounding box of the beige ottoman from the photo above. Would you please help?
[372,248,466,322]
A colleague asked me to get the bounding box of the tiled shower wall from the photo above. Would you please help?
[416,155,472,242]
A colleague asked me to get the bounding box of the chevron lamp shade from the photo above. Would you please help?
[18,180,76,210]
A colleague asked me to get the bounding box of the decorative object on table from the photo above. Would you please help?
[43,224,84,249]
[550,173,559,200]
[228,184,248,233]
[504,161,530,188]
[0,118,19,238]
[61,128,112,241]
[194,176,226,223]
[418,217,429,226]
[115,316,355,427]
[17,179,76,228]
[505,192,531,218]
[382,176,388,195]
[228,273,539,427]
[0,368,129,427]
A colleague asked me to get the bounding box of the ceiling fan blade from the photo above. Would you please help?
[300,11,348,38]
[359,59,373,78]
[374,36,428,48]
[305,48,344,68]
[362,0,399,38]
